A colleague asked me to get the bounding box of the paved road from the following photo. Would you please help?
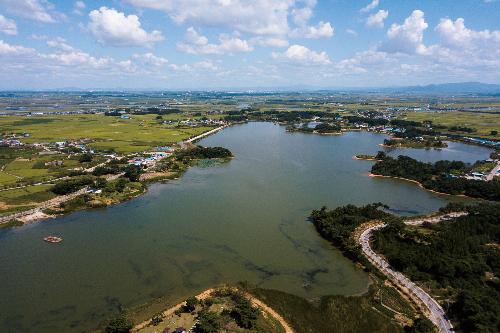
[358,212,466,333]
[185,125,226,143]
[486,161,500,181]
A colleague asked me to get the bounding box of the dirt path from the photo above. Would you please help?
[244,292,295,333]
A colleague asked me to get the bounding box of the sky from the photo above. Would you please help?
[0,0,499,90]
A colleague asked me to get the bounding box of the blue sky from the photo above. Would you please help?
[0,0,499,89]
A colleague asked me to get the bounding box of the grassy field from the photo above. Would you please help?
[403,111,500,139]
[0,184,55,215]
[249,285,409,333]
[0,114,215,152]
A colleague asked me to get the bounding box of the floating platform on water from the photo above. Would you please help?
[43,236,62,243]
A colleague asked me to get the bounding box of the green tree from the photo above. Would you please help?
[194,311,221,333]
[184,296,198,313]
[78,153,93,163]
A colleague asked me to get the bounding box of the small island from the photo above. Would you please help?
[287,122,342,135]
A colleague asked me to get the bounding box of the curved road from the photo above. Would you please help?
[358,212,466,333]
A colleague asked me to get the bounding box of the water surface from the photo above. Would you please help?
[0,123,491,332]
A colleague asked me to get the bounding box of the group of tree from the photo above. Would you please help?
[345,116,389,126]
[371,154,500,201]
[51,175,97,195]
[175,146,232,161]
[309,203,393,260]
[373,203,500,332]
[314,122,341,133]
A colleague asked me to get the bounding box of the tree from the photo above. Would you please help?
[194,311,221,333]
[184,296,198,313]
[124,165,142,182]
[230,293,259,329]
[105,315,132,333]
[78,153,93,163]
[404,318,435,333]
[491,130,498,136]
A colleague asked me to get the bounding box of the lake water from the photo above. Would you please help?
[0,122,492,332]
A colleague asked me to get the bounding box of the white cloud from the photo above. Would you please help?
[132,53,168,66]
[127,0,293,35]
[88,7,164,47]
[118,59,137,72]
[0,14,17,35]
[73,1,86,15]
[346,29,358,36]
[292,7,313,26]
[0,39,34,55]
[435,17,500,48]
[194,60,218,70]
[360,0,379,13]
[250,37,289,48]
[46,37,74,52]
[177,27,253,55]
[169,63,192,72]
[291,21,334,39]
[366,10,388,28]
[43,50,111,68]
[273,44,331,65]
[0,0,56,23]
[383,10,428,54]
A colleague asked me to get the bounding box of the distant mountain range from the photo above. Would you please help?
[2,82,500,95]
[380,82,500,94]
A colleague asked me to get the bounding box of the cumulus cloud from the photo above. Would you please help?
[177,27,253,55]
[132,53,168,66]
[0,39,34,55]
[44,51,111,68]
[435,17,500,48]
[88,7,164,47]
[127,0,293,35]
[290,21,334,39]
[0,0,56,23]
[0,14,17,35]
[366,10,388,28]
[360,0,379,13]
[382,10,428,54]
[273,44,331,65]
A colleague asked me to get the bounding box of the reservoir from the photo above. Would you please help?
[0,122,492,332]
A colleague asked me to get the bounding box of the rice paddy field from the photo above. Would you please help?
[0,114,215,153]
[403,111,500,139]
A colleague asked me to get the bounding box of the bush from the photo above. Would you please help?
[104,315,132,333]
[78,153,93,163]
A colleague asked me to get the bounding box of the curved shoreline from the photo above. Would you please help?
[368,173,470,198]
[131,287,294,333]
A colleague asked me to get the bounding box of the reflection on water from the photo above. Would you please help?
[0,123,491,332]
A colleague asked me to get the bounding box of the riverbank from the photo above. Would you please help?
[368,173,471,198]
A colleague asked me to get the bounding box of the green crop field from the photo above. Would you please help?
[403,111,500,139]
[0,185,55,205]
[0,114,215,152]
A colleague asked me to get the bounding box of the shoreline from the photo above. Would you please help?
[0,126,229,228]
[368,173,470,198]
[130,287,294,333]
